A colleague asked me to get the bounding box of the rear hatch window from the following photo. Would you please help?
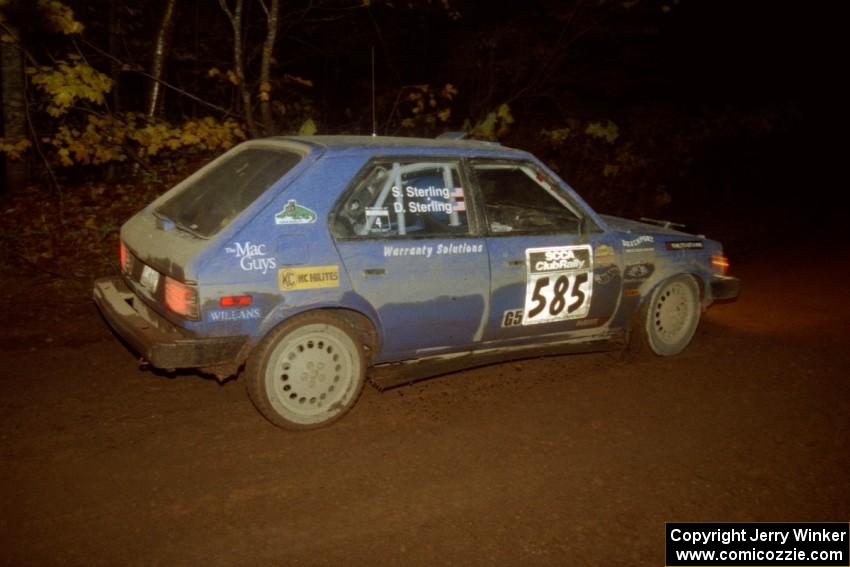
[155,147,301,238]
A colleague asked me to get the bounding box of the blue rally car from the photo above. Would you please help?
[93,135,739,429]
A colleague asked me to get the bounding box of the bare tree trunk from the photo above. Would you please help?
[146,0,179,118]
[220,0,258,137]
[1,11,29,192]
[259,0,280,135]
[108,0,122,111]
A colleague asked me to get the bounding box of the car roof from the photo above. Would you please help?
[273,135,533,160]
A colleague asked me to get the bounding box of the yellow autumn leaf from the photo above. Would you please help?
[297,118,317,136]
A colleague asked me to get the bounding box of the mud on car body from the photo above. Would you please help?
[93,135,740,430]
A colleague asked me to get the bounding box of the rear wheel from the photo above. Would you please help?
[633,274,701,356]
[245,312,366,430]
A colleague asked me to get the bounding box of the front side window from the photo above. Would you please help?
[335,160,469,238]
[473,162,581,234]
[156,147,301,238]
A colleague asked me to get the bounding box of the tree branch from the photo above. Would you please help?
[79,38,239,119]
[22,74,61,195]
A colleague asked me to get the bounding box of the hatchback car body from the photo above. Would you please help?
[93,135,739,429]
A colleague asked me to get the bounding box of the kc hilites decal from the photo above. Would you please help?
[278,265,340,291]
[523,245,593,325]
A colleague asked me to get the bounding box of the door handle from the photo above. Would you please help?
[505,259,525,268]
[363,268,387,277]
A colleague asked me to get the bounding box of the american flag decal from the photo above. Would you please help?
[451,187,466,212]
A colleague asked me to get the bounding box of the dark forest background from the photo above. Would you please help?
[0,0,840,276]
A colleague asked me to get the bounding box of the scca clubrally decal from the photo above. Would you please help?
[523,245,593,325]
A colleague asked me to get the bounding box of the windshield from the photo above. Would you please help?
[156,147,301,237]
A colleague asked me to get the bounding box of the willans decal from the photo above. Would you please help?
[275,200,317,225]
[208,308,261,321]
[225,242,277,274]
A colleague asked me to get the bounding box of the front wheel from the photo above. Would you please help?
[633,274,701,356]
[245,312,366,430]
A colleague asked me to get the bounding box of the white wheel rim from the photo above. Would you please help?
[651,281,695,346]
[264,323,359,424]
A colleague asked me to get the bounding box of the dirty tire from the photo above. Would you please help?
[245,312,366,430]
[631,274,701,357]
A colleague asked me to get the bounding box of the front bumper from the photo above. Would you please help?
[710,275,740,301]
[93,276,246,369]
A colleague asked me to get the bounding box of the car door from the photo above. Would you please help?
[470,159,622,344]
[332,157,490,362]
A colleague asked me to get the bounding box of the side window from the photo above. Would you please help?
[335,160,469,238]
[473,163,581,234]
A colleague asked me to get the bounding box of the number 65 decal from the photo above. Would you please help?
[523,245,593,325]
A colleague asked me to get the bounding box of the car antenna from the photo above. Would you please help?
[371,45,377,137]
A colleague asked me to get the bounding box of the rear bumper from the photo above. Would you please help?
[93,276,246,369]
[710,275,740,301]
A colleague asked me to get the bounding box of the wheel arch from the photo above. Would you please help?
[635,270,705,314]
[238,305,381,367]
[628,271,702,357]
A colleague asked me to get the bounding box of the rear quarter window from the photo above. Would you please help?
[156,147,301,237]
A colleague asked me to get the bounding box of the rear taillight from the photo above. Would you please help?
[711,254,730,276]
[119,241,130,273]
[164,276,199,319]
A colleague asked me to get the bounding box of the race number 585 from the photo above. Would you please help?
[523,245,593,325]
[526,272,590,323]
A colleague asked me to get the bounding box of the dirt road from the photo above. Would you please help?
[2,247,848,566]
